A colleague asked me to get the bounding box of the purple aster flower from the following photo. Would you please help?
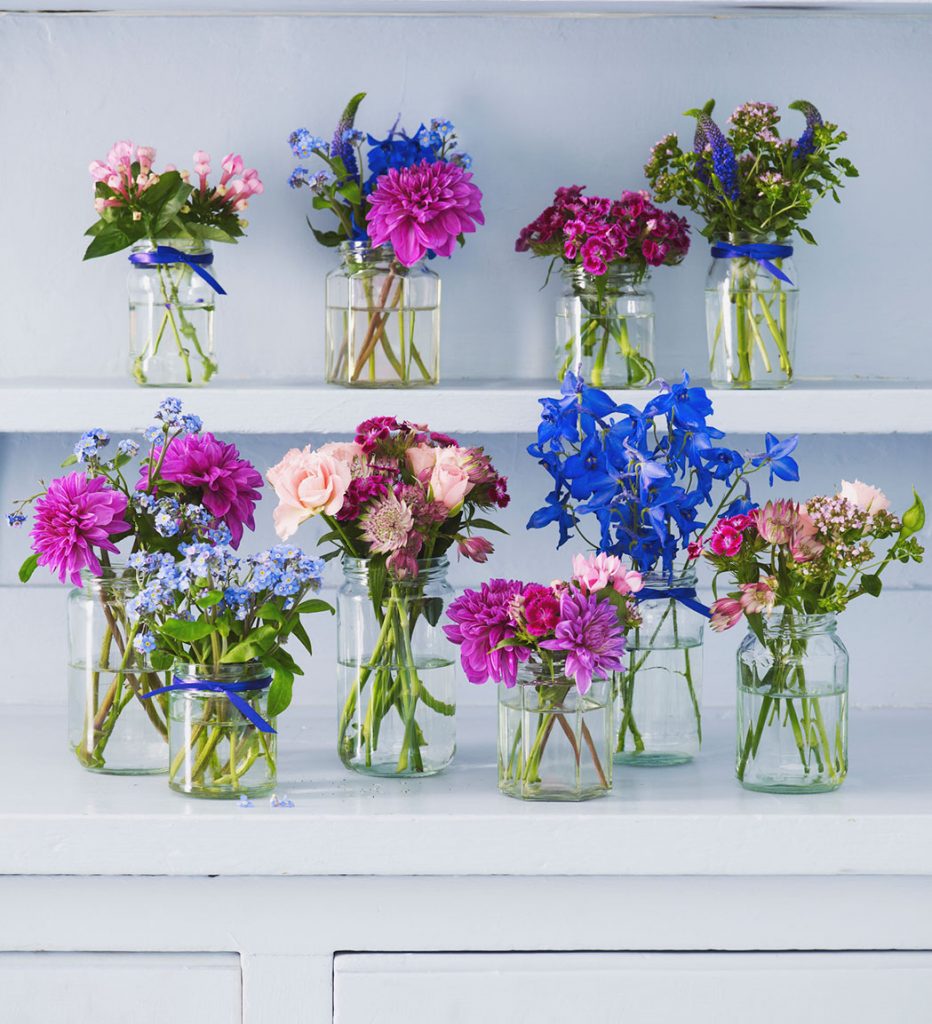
[444,579,531,686]
[540,590,626,694]
[31,472,130,586]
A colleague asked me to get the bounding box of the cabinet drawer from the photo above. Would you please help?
[334,951,932,1023]
[0,952,240,1024]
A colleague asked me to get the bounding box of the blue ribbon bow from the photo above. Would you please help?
[128,245,227,295]
[636,587,711,620]
[710,242,794,286]
[142,675,275,733]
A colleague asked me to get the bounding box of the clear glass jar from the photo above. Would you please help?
[615,568,704,766]
[325,242,440,387]
[128,238,218,387]
[736,612,848,793]
[556,264,655,388]
[337,557,455,776]
[498,662,612,801]
[705,233,798,389]
[167,661,276,799]
[68,566,169,774]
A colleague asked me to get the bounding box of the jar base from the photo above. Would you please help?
[325,379,438,389]
[498,783,611,803]
[709,379,792,391]
[340,758,452,779]
[615,751,694,767]
[738,776,845,794]
[79,764,168,776]
[169,781,276,800]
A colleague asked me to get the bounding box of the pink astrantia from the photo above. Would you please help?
[140,433,262,548]
[31,472,130,586]
[366,159,484,267]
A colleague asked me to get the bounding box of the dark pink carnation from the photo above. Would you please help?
[31,472,130,585]
[366,159,484,267]
[139,433,262,547]
[336,474,389,522]
[522,583,561,637]
[355,416,401,453]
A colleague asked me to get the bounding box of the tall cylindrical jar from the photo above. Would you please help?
[498,662,613,802]
[67,566,169,774]
[705,233,798,389]
[325,242,440,387]
[337,557,455,776]
[736,611,848,793]
[167,661,277,799]
[615,568,704,766]
[556,264,655,388]
[127,239,219,387]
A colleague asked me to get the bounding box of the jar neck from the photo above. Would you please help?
[516,658,608,689]
[640,567,698,592]
[717,231,780,246]
[172,660,268,684]
[561,262,648,293]
[342,555,449,586]
[339,241,410,272]
[78,563,135,594]
[761,610,837,639]
[131,238,211,257]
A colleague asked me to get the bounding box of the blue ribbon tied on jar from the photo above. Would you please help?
[142,675,275,733]
[636,587,711,619]
[128,245,227,295]
[710,242,794,286]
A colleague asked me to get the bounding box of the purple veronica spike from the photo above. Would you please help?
[790,100,823,160]
[695,113,739,201]
[330,92,366,180]
[693,121,710,185]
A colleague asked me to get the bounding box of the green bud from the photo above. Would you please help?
[901,491,926,538]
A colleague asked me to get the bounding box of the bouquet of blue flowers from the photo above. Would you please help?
[528,371,800,765]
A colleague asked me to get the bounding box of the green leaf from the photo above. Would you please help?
[306,216,345,248]
[154,179,195,233]
[199,590,224,608]
[861,574,883,597]
[159,619,215,642]
[291,620,314,658]
[256,601,283,623]
[337,180,362,204]
[367,560,387,612]
[18,553,39,583]
[901,491,926,538]
[221,624,278,663]
[266,664,294,718]
[296,598,335,616]
[83,224,132,260]
[135,170,187,212]
[60,454,78,468]
[797,226,817,246]
[467,518,509,535]
[185,223,236,243]
[148,650,174,672]
[421,597,445,627]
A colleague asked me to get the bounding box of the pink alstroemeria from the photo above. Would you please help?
[709,597,744,632]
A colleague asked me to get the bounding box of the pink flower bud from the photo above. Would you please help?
[457,535,494,563]
[136,146,156,169]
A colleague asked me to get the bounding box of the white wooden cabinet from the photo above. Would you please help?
[334,952,932,1024]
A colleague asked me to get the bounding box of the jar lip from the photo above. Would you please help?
[560,262,649,285]
[715,232,788,246]
[640,566,698,589]
[171,660,269,683]
[761,610,838,634]
[342,555,449,574]
[130,238,211,255]
[513,662,611,688]
[78,563,135,589]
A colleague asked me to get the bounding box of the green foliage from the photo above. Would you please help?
[17,553,39,583]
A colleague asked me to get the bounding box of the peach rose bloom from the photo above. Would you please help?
[267,447,353,540]
[405,444,437,483]
[406,445,475,510]
[318,440,365,471]
[839,479,890,516]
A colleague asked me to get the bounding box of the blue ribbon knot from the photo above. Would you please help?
[143,675,275,733]
[710,242,794,286]
[128,245,227,295]
[636,587,711,620]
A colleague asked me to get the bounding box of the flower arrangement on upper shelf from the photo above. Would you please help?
[527,371,800,767]
[444,554,642,801]
[705,482,924,794]
[645,99,858,389]
[516,186,690,388]
[84,141,263,387]
[288,93,484,387]
[267,416,509,778]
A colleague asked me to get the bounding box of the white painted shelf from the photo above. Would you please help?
[2,379,930,435]
[2,706,931,878]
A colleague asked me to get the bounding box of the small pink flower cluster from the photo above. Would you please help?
[189,150,264,214]
[572,552,644,597]
[267,417,509,578]
[515,185,690,275]
[710,576,777,632]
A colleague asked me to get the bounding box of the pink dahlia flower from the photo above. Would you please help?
[444,579,530,686]
[31,472,130,585]
[541,590,626,694]
[140,433,262,547]
[366,159,484,267]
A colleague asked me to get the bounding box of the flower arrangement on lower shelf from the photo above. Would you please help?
[705,481,925,793]
[445,558,641,801]
[267,415,509,778]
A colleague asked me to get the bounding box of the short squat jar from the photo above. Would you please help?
[325,242,440,387]
[337,557,456,777]
[736,612,848,794]
[128,239,219,387]
[615,568,704,766]
[68,566,169,774]
[167,661,276,799]
[498,663,613,802]
[705,233,798,389]
[556,264,655,389]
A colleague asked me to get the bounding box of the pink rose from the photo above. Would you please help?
[406,445,475,511]
[266,447,353,540]
[405,444,437,483]
[838,480,890,516]
[318,440,365,472]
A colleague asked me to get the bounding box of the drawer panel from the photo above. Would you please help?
[334,951,932,1023]
[0,952,240,1024]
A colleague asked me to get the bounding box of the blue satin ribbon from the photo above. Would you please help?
[128,246,227,295]
[636,587,711,620]
[143,675,275,733]
[710,242,794,286]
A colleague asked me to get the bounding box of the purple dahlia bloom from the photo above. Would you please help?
[444,579,530,686]
[541,590,626,694]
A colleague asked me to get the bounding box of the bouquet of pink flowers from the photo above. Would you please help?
[445,553,642,799]
[705,482,924,790]
[267,416,509,776]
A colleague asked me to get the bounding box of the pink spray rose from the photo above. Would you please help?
[406,445,475,511]
[267,447,353,540]
[838,480,890,516]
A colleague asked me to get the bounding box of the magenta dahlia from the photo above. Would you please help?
[139,433,262,547]
[31,472,130,585]
[366,159,484,267]
[541,590,626,694]
[444,579,530,686]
